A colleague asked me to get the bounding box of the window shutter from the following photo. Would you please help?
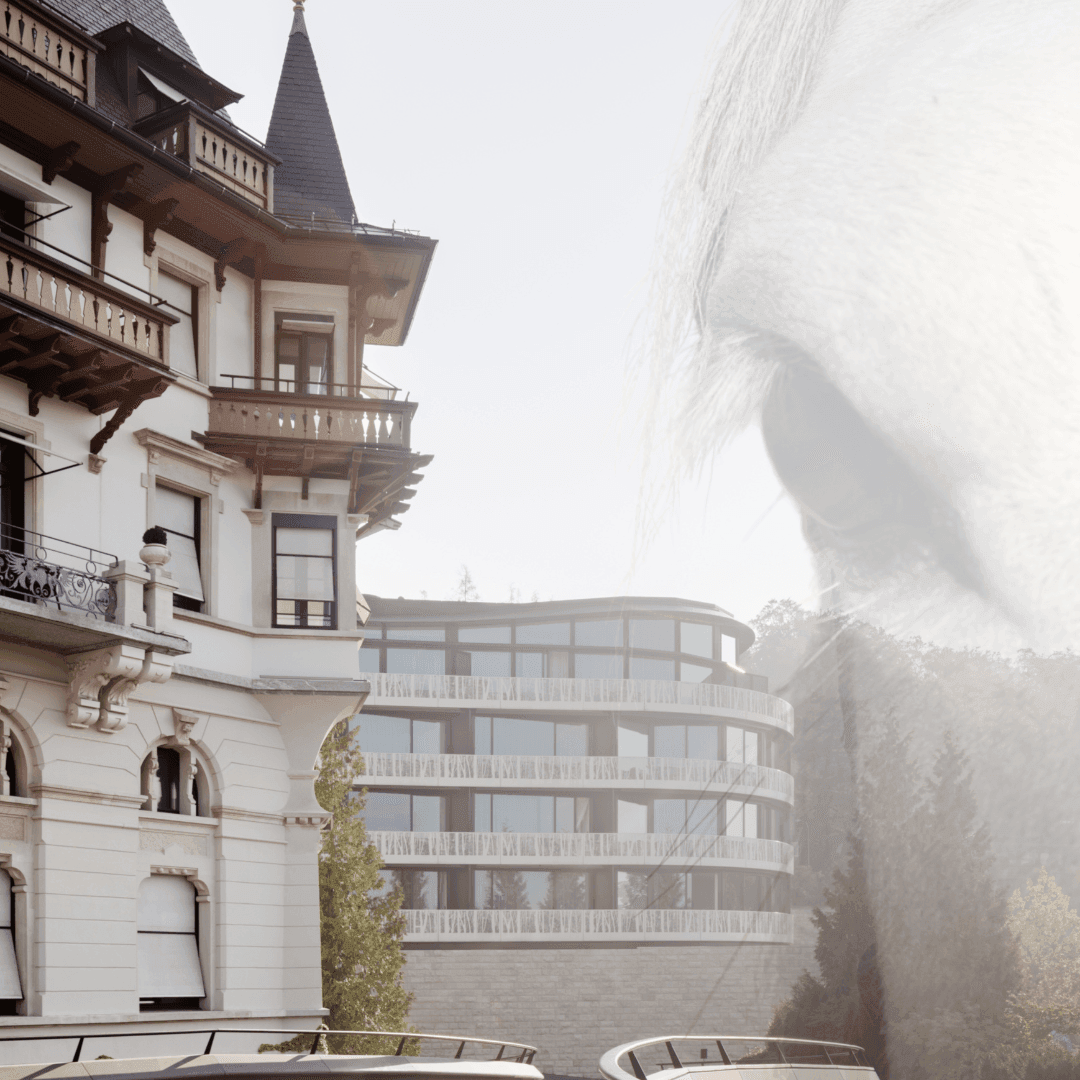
[137,875,205,999]
[0,872,20,1000]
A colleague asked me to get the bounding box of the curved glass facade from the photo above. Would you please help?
[355,594,795,944]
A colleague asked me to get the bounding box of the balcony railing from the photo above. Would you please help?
[369,831,793,871]
[134,104,275,211]
[219,372,402,401]
[208,387,413,449]
[402,907,792,943]
[360,752,794,802]
[0,524,115,620]
[365,673,794,734]
[1,0,94,102]
[1,234,171,366]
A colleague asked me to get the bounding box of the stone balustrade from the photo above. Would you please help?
[359,751,794,802]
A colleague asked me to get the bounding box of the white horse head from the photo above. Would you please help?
[650,0,1080,650]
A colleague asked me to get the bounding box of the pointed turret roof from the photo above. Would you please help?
[265,1,357,225]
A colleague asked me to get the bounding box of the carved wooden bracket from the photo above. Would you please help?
[42,141,80,185]
[67,644,174,733]
[141,198,180,257]
[91,164,143,277]
[213,237,265,292]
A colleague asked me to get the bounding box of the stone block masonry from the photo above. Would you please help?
[402,910,818,1079]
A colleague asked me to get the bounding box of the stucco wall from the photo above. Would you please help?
[402,910,818,1079]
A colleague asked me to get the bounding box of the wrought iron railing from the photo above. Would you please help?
[403,908,792,942]
[359,751,794,801]
[366,673,794,733]
[0,524,116,619]
[219,372,402,398]
[368,830,793,870]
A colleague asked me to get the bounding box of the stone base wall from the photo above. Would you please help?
[402,910,819,1079]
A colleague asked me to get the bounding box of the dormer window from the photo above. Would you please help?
[275,314,334,394]
[135,68,186,119]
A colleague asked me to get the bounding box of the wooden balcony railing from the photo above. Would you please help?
[208,387,413,450]
[135,104,275,211]
[1,234,170,366]
[1,0,95,103]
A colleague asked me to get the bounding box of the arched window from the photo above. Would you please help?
[142,746,206,816]
[0,870,21,1014]
[137,875,204,1010]
[0,721,25,799]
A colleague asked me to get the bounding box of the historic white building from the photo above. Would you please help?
[0,0,433,1052]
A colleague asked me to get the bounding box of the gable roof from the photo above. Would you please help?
[42,0,201,66]
[264,3,357,225]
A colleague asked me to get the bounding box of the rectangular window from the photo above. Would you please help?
[275,314,333,393]
[137,875,204,1007]
[514,650,568,677]
[680,662,713,683]
[724,799,759,839]
[387,627,445,641]
[360,792,445,832]
[617,798,648,834]
[628,618,675,651]
[358,646,380,673]
[156,485,203,610]
[474,793,589,834]
[462,650,511,677]
[617,725,648,758]
[680,622,713,659]
[386,648,444,674]
[156,270,198,379]
[0,871,20,1006]
[574,653,622,679]
[273,514,335,628]
[373,868,446,910]
[629,656,674,680]
[458,625,510,644]
[721,633,738,665]
[515,622,570,646]
[725,726,759,765]
[575,619,622,646]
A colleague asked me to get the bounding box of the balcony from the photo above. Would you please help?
[0,234,176,447]
[0,0,96,103]
[200,377,426,521]
[368,831,794,872]
[364,673,794,735]
[359,752,794,803]
[133,102,277,212]
[402,907,792,944]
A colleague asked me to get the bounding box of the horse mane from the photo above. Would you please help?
[637,0,848,505]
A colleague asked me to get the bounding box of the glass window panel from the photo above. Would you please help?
[353,715,410,754]
[745,731,759,766]
[618,870,648,909]
[474,869,493,908]
[278,332,300,358]
[157,271,197,378]
[277,554,334,601]
[555,723,588,756]
[412,870,442,910]
[575,619,622,646]
[725,726,745,764]
[492,794,553,833]
[357,647,380,673]
[654,798,686,835]
[386,648,445,675]
[305,336,330,391]
[492,717,553,757]
[686,798,719,836]
[360,792,411,831]
[721,634,738,665]
[387,627,445,641]
[575,796,591,832]
[691,870,717,910]
[721,871,743,911]
[156,484,195,536]
[547,650,570,678]
[628,618,675,651]
[458,625,510,644]
[617,725,648,757]
[649,870,686,909]
[725,799,745,838]
[687,725,719,760]
[167,532,204,601]
[617,799,648,833]
[467,650,511,677]
[521,871,550,909]
[275,527,332,556]
[555,796,574,833]
[363,624,383,638]
[515,652,543,677]
[629,657,675,680]
[474,793,491,832]
[681,662,713,683]
[412,795,444,832]
[370,868,403,902]
[515,622,570,645]
[550,870,590,909]
[680,622,713,659]
[412,720,443,754]
[744,802,758,839]
[654,725,686,759]
[475,716,491,756]
[475,869,541,909]
[574,653,623,679]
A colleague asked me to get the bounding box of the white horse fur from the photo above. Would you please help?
[652,0,1080,651]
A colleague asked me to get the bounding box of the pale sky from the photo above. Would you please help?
[176,0,816,626]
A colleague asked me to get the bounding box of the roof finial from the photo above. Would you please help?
[290,0,308,36]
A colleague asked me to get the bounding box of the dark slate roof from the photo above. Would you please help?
[41,0,201,66]
[264,4,356,225]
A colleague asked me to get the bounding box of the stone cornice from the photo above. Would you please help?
[133,427,239,478]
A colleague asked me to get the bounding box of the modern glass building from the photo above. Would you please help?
[354,595,794,945]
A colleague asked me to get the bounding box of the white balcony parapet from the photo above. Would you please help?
[365,673,794,734]
[368,831,793,872]
[402,907,792,944]
[359,752,794,803]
